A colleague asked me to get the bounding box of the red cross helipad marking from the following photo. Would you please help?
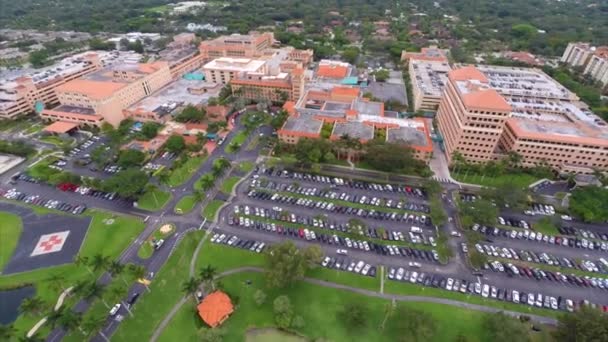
[39,235,64,252]
[31,231,70,256]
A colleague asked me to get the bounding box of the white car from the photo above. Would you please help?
[446,278,454,290]
[512,290,520,303]
[561,215,573,221]
[321,257,330,267]
[410,272,419,283]
[481,284,489,298]
[109,303,121,316]
[408,261,421,268]
[396,267,405,281]
[336,249,348,255]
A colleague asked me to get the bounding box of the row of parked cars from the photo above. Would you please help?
[476,243,608,275]
[474,223,608,251]
[67,136,101,158]
[559,226,608,241]
[321,257,376,277]
[229,213,440,262]
[56,183,120,201]
[1,188,86,214]
[246,189,430,223]
[210,232,266,253]
[485,259,608,290]
[386,267,594,312]
[253,180,430,213]
[233,204,435,246]
[259,167,427,197]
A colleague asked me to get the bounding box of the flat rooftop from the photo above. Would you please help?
[411,60,451,97]
[332,121,374,141]
[128,78,219,115]
[53,104,96,115]
[282,115,323,134]
[387,126,429,147]
[203,57,266,72]
[354,99,383,116]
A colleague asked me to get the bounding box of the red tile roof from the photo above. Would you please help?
[197,291,234,328]
[56,79,127,100]
[317,64,349,78]
[448,66,488,83]
[462,88,511,112]
[43,121,79,133]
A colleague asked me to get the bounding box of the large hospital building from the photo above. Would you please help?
[437,65,608,174]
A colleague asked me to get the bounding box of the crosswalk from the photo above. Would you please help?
[432,176,454,184]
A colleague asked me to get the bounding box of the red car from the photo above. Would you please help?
[298,229,304,238]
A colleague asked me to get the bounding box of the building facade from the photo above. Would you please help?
[40,61,173,127]
[199,32,275,61]
[202,57,267,85]
[437,65,608,174]
[402,46,451,111]
[561,42,608,87]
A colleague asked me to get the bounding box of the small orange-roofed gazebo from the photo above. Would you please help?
[197,291,234,328]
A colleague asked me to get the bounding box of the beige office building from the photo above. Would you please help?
[41,61,173,127]
[202,57,267,85]
[437,65,608,174]
[402,46,451,111]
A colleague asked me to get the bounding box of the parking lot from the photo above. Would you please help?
[209,163,608,312]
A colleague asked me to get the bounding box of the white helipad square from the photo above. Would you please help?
[31,231,70,256]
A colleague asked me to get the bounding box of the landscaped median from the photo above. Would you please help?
[0,211,23,271]
[137,223,176,259]
[174,195,197,214]
[202,200,225,221]
[165,156,206,187]
[136,187,171,211]
[220,176,241,194]
[225,131,249,153]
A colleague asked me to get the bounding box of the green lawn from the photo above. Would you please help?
[220,176,241,194]
[533,217,559,235]
[24,124,43,135]
[201,200,224,221]
[166,157,205,187]
[39,135,72,147]
[157,271,535,342]
[137,223,176,259]
[112,231,204,342]
[137,188,171,211]
[452,172,539,188]
[27,156,60,180]
[245,136,260,151]
[0,209,145,339]
[0,212,23,271]
[174,195,197,214]
[238,161,255,173]
[225,131,248,153]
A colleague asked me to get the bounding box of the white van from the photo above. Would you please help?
[411,226,422,233]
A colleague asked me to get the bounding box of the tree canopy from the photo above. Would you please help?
[569,186,608,223]
[265,241,322,288]
[164,135,186,154]
[553,306,608,342]
[103,168,149,198]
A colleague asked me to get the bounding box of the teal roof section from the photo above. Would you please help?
[341,76,358,85]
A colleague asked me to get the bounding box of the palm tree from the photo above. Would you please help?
[83,282,110,308]
[199,265,218,291]
[182,277,199,302]
[107,261,128,285]
[108,286,133,318]
[506,151,523,169]
[193,190,204,203]
[48,274,66,294]
[157,170,170,184]
[82,315,110,342]
[90,254,109,273]
[129,264,151,293]
[46,308,65,328]
[74,254,93,275]
[58,310,82,334]
[19,297,46,316]
[0,324,16,340]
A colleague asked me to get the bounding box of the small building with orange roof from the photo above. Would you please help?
[197,291,234,328]
[316,60,351,79]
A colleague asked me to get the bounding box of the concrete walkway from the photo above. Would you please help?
[149,267,558,340]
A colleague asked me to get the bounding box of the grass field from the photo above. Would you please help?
[27,156,60,180]
[0,212,23,271]
[39,135,73,147]
[157,271,544,342]
[137,223,176,259]
[201,200,224,221]
[174,195,197,214]
[137,188,171,211]
[220,176,241,194]
[452,172,539,188]
[0,209,145,338]
[112,232,204,342]
[166,157,205,187]
[239,161,255,173]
